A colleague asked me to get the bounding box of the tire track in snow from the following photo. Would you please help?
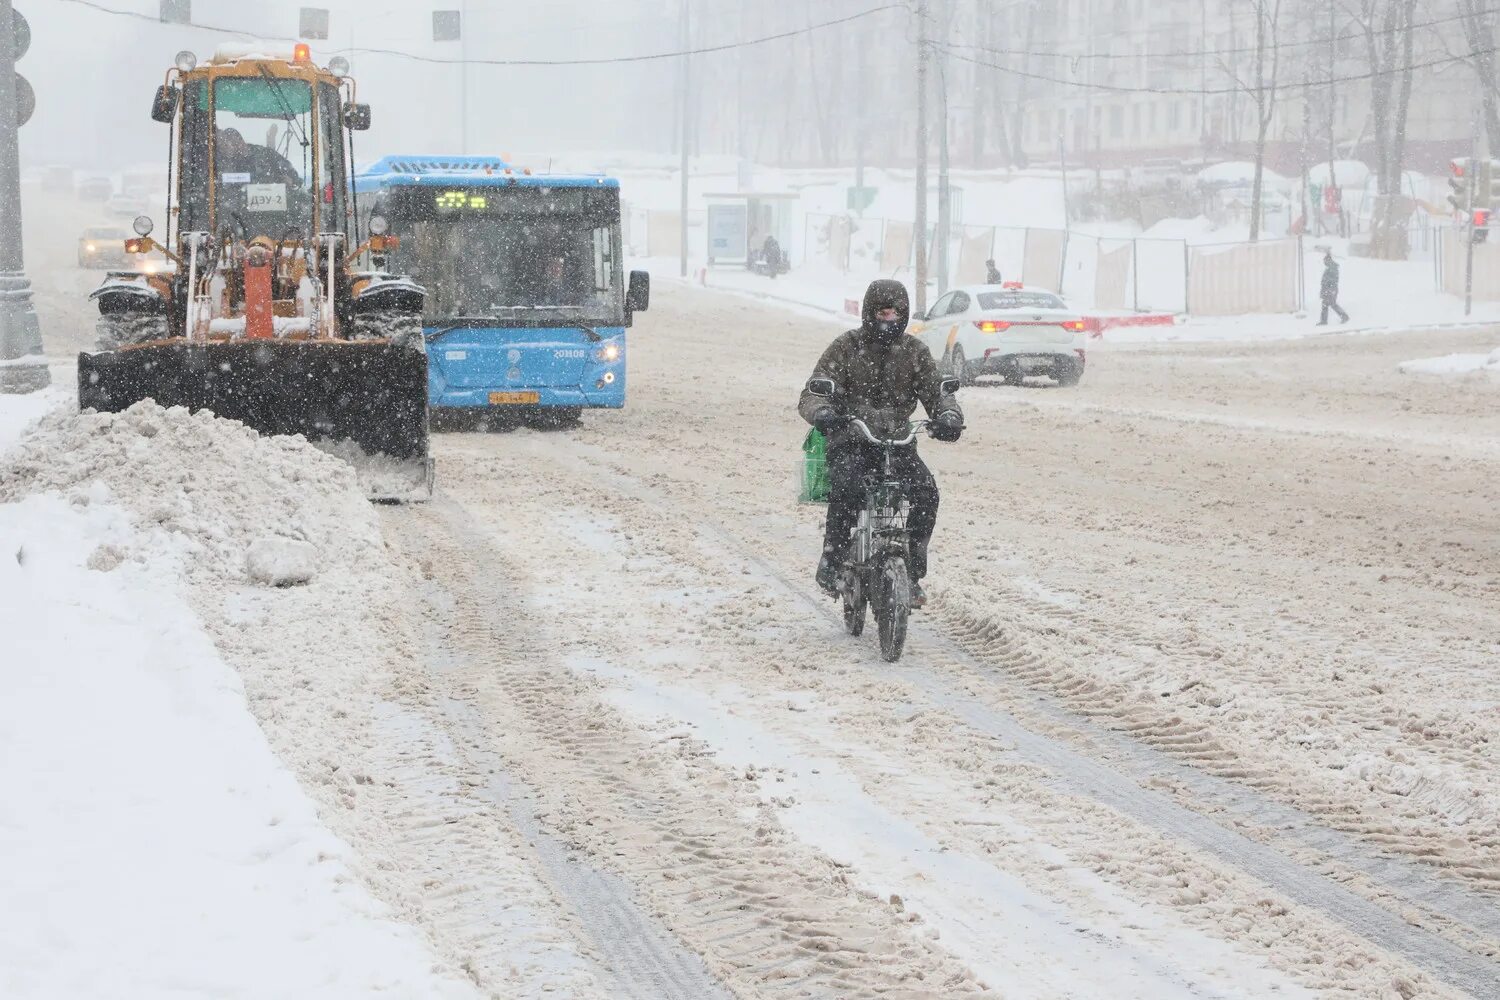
[514,432,1500,999]
[392,497,998,999]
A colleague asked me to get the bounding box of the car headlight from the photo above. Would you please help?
[85,243,96,252]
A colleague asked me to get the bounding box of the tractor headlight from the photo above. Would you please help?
[175,50,198,73]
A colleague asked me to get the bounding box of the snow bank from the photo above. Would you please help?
[0,490,473,998]
[0,384,65,457]
[0,400,384,585]
[1398,347,1500,378]
[0,401,479,996]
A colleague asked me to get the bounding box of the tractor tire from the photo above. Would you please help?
[94,311,169,352]
[351,310,425,351]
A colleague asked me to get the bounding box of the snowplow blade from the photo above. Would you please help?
[78,341,432,501]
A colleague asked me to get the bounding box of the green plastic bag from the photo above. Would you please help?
[799,428,830,504]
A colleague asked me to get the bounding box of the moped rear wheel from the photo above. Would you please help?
[842,571,867,636]
[876,558,911,662]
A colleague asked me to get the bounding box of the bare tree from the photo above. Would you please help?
[1454,0,1500,152]
[1349,0,1420,258]
[1220,0,1283,241]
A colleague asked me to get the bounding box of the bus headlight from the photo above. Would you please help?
[594,343,620,363]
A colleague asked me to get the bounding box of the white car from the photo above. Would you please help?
[911,283,1087,387]
[106,193,149,218]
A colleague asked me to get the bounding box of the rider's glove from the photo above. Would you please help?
[812,407,846,436]
[930,410,964,442]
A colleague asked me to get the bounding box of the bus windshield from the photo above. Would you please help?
[387,186,624,326]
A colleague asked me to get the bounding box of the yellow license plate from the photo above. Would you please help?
[489,391,540,405]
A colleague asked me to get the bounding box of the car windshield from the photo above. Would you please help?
[978,291,1066,310]
[86,228,126,239]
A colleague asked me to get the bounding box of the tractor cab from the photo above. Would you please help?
[159,45,361,247]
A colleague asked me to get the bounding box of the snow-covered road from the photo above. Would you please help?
[6,270,1500,997]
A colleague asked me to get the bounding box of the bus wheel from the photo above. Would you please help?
[530,407,582,430]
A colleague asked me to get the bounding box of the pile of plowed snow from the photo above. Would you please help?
[1398,346,1500,378]
[1,406,479,996]
[0,400,384,585]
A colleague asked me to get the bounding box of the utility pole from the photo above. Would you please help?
[459,0,469,154]
[935,0,952,296]
[914,0,930,315]
[855,34,867,204]
[1059,133,1070,233]
[679,0,691,279]
[0,0,45,394]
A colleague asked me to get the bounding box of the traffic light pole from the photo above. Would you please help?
[0,0,45,393]
[1466,133,1477,317]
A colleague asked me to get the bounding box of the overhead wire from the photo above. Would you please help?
[55,0,907,66]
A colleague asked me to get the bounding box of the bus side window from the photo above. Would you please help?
[593,226,612,292]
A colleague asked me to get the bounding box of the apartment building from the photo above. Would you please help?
[962,0,1483,175]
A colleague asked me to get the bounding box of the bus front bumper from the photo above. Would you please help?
[430,384,625,410]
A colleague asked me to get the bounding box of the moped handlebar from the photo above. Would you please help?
[846,417,929,447]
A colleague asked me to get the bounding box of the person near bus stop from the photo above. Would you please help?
[762,234,783,278]
[799,279,964,609]
[1318,251,1349,325]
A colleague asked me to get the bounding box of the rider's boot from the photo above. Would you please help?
[816,552,839,596]
[910,580,927,609]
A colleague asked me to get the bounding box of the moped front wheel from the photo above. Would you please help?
[876,558,911,662]
[842,571,867,636]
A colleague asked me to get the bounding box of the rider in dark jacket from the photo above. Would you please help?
[799,279,963,607]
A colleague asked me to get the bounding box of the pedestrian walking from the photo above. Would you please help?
[1318,251,1349,325]
[985,259,1002,284]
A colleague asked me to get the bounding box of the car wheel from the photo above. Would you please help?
[947,345,976,386]
[1054,362,1083,388]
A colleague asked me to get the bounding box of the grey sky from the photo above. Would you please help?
[21,0,683,173]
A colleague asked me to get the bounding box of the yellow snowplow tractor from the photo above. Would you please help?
[78,45,431,500]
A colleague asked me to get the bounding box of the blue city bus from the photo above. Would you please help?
[354,156,649,425]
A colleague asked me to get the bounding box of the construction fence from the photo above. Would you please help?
[800,214,1306,317]
[626,206,1309,317]
[1435,226,1500,301]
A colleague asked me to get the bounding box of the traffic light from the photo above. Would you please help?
[1448,158,1471,214]
[1483,159,1500,211]
[1473,208,1490,245]
[10,7,31,128]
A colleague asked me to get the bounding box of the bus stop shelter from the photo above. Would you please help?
[703,192,798,268]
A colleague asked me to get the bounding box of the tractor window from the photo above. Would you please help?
[178,80,211,235]
[317,83,348,236]
[211,77,315,240]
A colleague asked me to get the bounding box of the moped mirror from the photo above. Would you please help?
[939,377,961,396]
[806,377,837,398]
